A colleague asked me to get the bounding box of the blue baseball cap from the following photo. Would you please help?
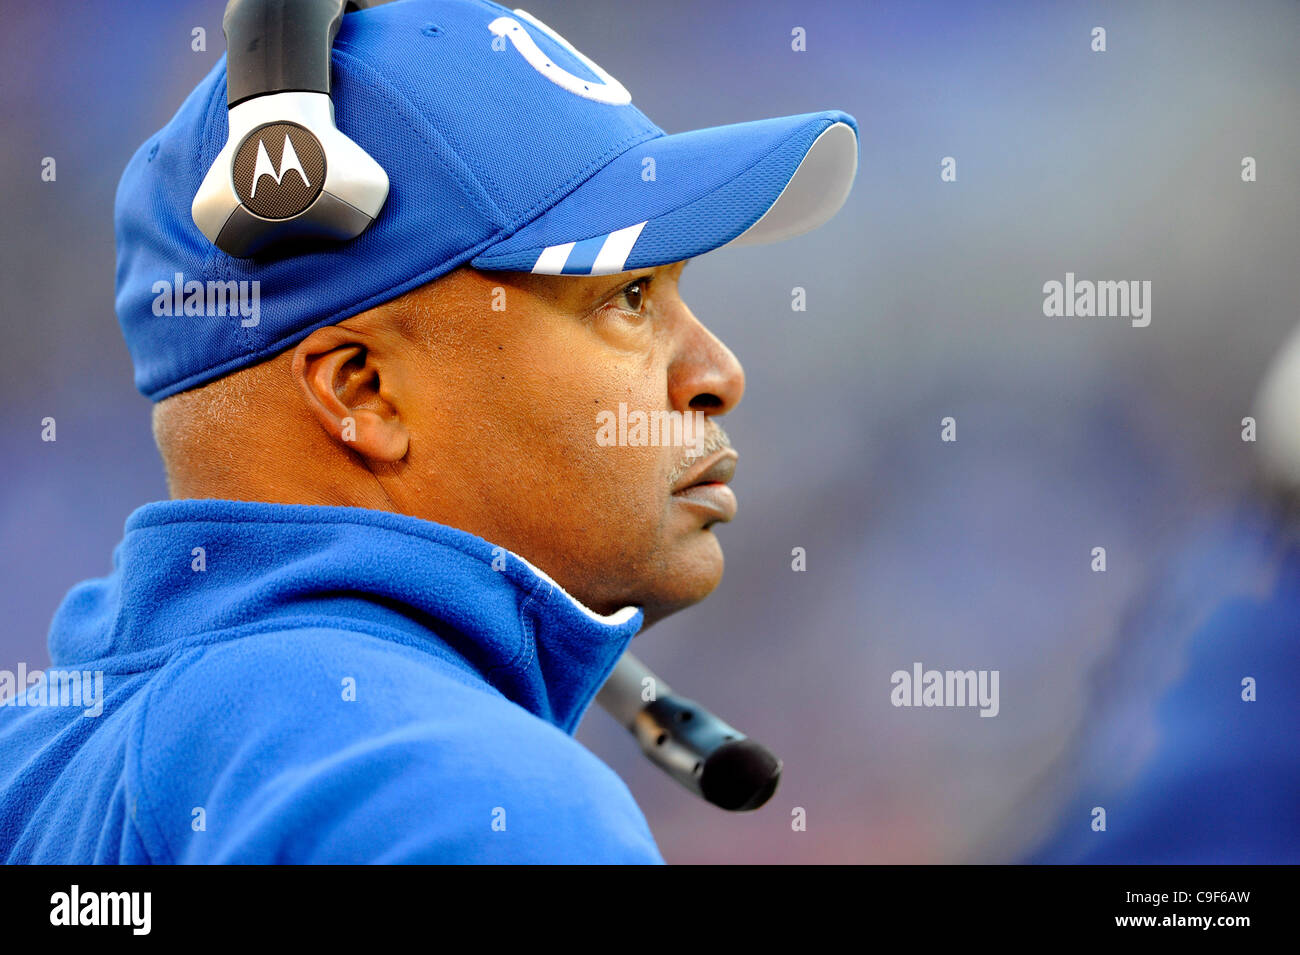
[115,0,859,401]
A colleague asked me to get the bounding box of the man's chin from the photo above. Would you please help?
[634,533,726,629]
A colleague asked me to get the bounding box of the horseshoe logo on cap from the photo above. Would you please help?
[489,11,631,106]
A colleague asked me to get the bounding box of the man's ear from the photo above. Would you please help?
[291,325,409,463]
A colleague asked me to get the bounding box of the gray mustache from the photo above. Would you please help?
[667,424,732,488]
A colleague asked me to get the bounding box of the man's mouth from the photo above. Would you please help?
[671,449,738,524]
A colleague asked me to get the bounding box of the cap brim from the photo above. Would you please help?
[470,110,858,276]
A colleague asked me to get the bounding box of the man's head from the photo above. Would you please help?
[123,0,857,623]
[154,259,743,623]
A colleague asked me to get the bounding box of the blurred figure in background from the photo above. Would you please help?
[1020,324,1300,863]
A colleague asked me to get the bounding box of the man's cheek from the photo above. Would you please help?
[588,451,668,537]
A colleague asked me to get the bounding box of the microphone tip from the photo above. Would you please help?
[699,738,782,811]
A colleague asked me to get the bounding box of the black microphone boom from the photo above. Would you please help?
[595,652,782,812]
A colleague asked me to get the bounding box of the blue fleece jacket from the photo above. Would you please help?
[0,499,665,863]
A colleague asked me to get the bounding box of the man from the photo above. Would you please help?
[0,0,857,863]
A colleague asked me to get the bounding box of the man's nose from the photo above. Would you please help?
[668,308,746,416]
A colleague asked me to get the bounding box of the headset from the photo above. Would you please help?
[191,0,389,257]
[189,0,781,812]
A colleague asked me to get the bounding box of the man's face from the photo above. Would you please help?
[384,260,745,623]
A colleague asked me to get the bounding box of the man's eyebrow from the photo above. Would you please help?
[607,259,690,291]
[565,260,692,311]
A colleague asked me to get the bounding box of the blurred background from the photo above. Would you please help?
[1,0,1296,862]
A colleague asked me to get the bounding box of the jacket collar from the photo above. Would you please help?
[49,499,644,735]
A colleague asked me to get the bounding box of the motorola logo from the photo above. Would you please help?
[232,122,326,219]
[250,135,306,197]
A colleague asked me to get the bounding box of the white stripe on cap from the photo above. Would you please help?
[590,221,647,275]
[532,241,576,274]
[530,220,649,276]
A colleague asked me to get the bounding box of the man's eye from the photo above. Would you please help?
[614,278,650,313]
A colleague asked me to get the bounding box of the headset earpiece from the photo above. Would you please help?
[191,0,389,258]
